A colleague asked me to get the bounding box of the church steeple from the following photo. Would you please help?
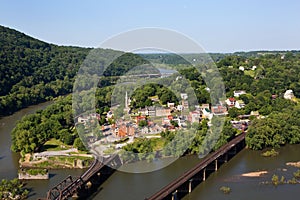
[125,91,129,109]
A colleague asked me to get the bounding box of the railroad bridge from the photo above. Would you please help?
[145,132,246,200]
[43,154,122,200]
[41,132,246,200]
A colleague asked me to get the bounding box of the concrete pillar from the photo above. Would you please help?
[189,179,193,193]
[203,169,206,181]
[215,159,218,171]
[171,190,178,200]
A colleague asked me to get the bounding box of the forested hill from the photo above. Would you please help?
[0,25,146,115]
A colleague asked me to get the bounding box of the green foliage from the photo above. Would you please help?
[0,25,146,116]
[271,174,279,186]
[246,105,300,150]
[130,83,179,109]
[138,120,148,128]
[73,138,87,151]
[293,170,300,179]
[121,138,158,162]
[0,178,28,199]
[19,168,48,176]
[11,96,76,153]
[261,149,279,157]
[220,186,231,194]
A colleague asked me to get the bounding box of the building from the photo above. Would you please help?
[156,107,171,117]
[189,111,201,123]
[147,106,156,117]
[211,105,227,115]
[180,93,188,100]
[239,66,245,71]
[167,102,175,109]
[284,90,295,100]
[117,124,135,137]
[235,100,245,109]
[233,90,246,97]
[225,97,236,107]
[202,107,213,120]
[177,105,183,111]
[131,115,147,124]
[77,113,100,124]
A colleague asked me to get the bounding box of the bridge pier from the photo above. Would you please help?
[171,190,178,200]
[203,169,206,181]
[188,179,193,193]
[215,159,218,171]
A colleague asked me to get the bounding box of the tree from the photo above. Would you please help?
[228,107,239,118]
[73,138,87,151]
[138,120,148,128]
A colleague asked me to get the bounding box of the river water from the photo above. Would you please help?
[0,102,299,200]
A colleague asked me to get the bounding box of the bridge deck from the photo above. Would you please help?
[146,132,246,200]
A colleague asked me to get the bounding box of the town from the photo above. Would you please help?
[76,87,297,155]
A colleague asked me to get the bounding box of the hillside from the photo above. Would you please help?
[0,25,147,115]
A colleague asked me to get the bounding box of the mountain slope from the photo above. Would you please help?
[0,25,147,115]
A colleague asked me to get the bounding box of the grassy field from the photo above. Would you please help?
[42,138,71,151]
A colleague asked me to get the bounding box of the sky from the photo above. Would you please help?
[1,0,300,53]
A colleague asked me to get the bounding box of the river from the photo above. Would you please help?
[0,102,299,200]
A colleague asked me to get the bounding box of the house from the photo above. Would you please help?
[225,97,236,107]
[239,66,245,71]
[233,90,246,97]
[250,111,260,117]
[235,100,245,109]
[252,66,257,70]
[211,105,227,115]
[188,111,201,123]
[117,124,135,137]
[180,93,188,100]
[138,108,148,116]
[177,105,183,111]
[106,111,113,119]
[147,106,156,117]
[167,102,175,109]
[201,104,213,119]
[284,90,295,100]
[201,104,210,110]
[77,113,100,124]
[77,116,89,124]
[162,117,171,126]
[149,96,159,102]
[130,114,146,123]
[156,107,171,117]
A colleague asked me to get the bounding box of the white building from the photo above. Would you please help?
[239,66,245,71]
[235,100,245,109]
[180,93,188,100]
[233,90,246,97]
[284,90,295,100]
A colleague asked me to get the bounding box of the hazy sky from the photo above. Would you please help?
[1,0,300,52]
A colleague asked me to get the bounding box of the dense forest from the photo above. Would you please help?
[0,25,147,115]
